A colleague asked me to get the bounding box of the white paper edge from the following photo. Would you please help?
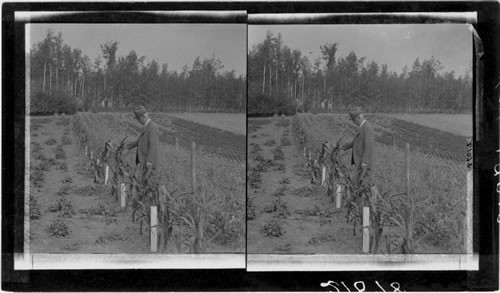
[15,253,245,270]
[247,254,479,271]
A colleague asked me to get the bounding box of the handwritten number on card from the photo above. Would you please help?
[321,281,341,292]
[321,281,402,292]
[353,281,366,292]
[390,282,401,292]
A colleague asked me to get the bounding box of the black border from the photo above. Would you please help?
[3,2,499,292]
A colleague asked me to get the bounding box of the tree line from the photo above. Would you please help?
[248,31,472,115]
[29,30,246,114]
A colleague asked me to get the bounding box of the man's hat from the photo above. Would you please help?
[133,105,147,119]
[349,106,363,120]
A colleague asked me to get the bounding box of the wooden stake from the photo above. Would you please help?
[104,165,109,186]
[150,206,158,252]
[175,137,179,150]
[393,137,396,150]
[405,143,410,195]
[335,184,343,209]
[120,183,126,209]
[191,141,196,193]
[321,166,326,186]
[363,207,370,253]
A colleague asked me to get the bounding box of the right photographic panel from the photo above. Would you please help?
[247,21,474,270]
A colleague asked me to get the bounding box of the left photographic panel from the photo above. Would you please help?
[19,12,247,269]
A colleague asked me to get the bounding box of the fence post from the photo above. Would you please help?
[362,206,370,253]
[321,166,327,186]
[191,141,196,193]
[335,184,343,209]
[120,183,127,210]
[405,143,410,195]
[150,206,158,252]
[104,165,109,186]
[175,136,179,150]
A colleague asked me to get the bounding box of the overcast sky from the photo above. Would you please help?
[28,23,246,76]
[249,24,472,77]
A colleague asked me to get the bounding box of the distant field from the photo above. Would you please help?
[166,113,246,135]
[380,114,472,137]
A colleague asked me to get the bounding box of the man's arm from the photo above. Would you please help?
[127,138,138,150]
[146,123,159,169]
[342,140,354,151]
[360,124,375,179]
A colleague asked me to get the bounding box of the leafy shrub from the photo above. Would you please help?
[247,197,257,221]
[29,196,41,220]
[57,185,72,196]
[61,135,71,145]
[56,162,68,171]
[30,91,77,115]
[48,198,74,217]
[45,138,57,145]
[31,142,42,153]
[31,168,44,188]
[264,139,276,147]
[54,145,66,159]
[47,220,70,237]
[263,198,290,218]
[272,146,284,161]
[280,136,291,146]
[248,94,296,116]
[261,220,284,237]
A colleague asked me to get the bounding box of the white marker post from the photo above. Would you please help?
[85,146,88,156]
[321,166,326,186]
[104,165,109,186]
[150,206,158,252]
[336,184,343,209]
[120,183,127,210]
[362,207,370,253]
[90,151,94,160]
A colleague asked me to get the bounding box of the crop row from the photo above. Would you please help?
[292,114,467,253]
[72,113,245,253]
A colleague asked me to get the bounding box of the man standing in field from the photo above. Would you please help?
[341,106,375,186]
[123,105,161,185]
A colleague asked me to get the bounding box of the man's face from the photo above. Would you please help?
[350,115,361,126]
[135,114,146,125]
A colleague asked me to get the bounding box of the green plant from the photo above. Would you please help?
[263,198,290,218]
[264,139,276,147]
[61,135,72,145]
[47,220,70,237]
[272,146,284,161]
[31,168,44,188]
[57,185,72,196]
[31,142,42,153]
[262,220,284,237]
[30,90,76,115]
[54,145,66,159]
[45,138,57,145]
[280,136,291,146]
[57,162,68,171]
[48,197,74,217]
[178,191,222,253]
[247,197,257,220]
[29,196,41,219]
